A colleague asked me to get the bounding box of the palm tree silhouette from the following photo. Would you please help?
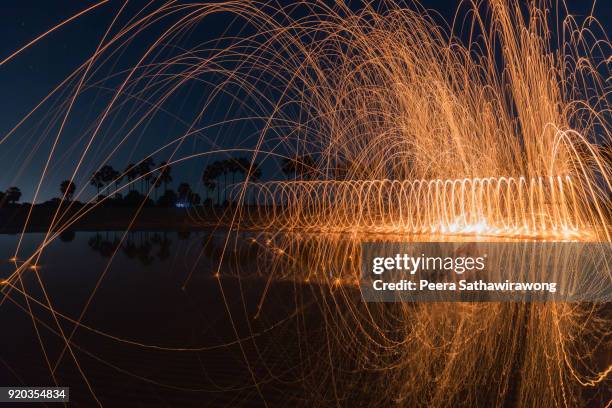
[235,157,262,205]
[124,163,138,192]
[204,180,216,204]
[158,161,172,191]
[202,157,263,206]
[219,160,229,204]
[282,154,315,179]
[92,165,114,198]
[60,180,76,200]
[202,164,218,205]
[177,182,192,206]
[90,171,104,196]
[111,169,122,196]
[240,157,262,181]
[99,165,120,196]
[153,161,172,199]
[138,157,155,193]
[208,161,225,205]
[228,158,239,186]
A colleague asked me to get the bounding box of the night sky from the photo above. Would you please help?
[0,0,609,203]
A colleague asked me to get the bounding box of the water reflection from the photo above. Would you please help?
[87,232,173,265]
[82,230,260,269]
[59,229,75,242]
[0,230,609,407]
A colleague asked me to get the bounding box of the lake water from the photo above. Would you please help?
[0,230,343,406]
[0,231,609,406]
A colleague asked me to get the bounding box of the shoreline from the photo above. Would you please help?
[0,206,226,234]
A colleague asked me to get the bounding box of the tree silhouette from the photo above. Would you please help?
[204,179,216,204]
[228,158,240,187]
[5,187,22,204]
[151,162,170,200]
[204,161,223,204]
[233,157,262,204]
[177,182,192,206]
[123,190,153,207]
[157,189,177,207]
[202,164,219,205]
[282,154,315,179]
[244,158,263,182]
[138,157,155,193]
[202,157,263,206]
[60,180,76,201]
[191,192,201,205]
[152,177,162,199]
[219,160,229,203]
[98,165,119,196]
[90,171,104,196]
[111,169,122,196]
[124,163,138,192]
[157,161,172,192]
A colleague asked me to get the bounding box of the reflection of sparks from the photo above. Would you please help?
[219,230,611,405]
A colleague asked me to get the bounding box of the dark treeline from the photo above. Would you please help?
[0,154,324,209]
[0,155,267,209]
[201,157,262,206]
